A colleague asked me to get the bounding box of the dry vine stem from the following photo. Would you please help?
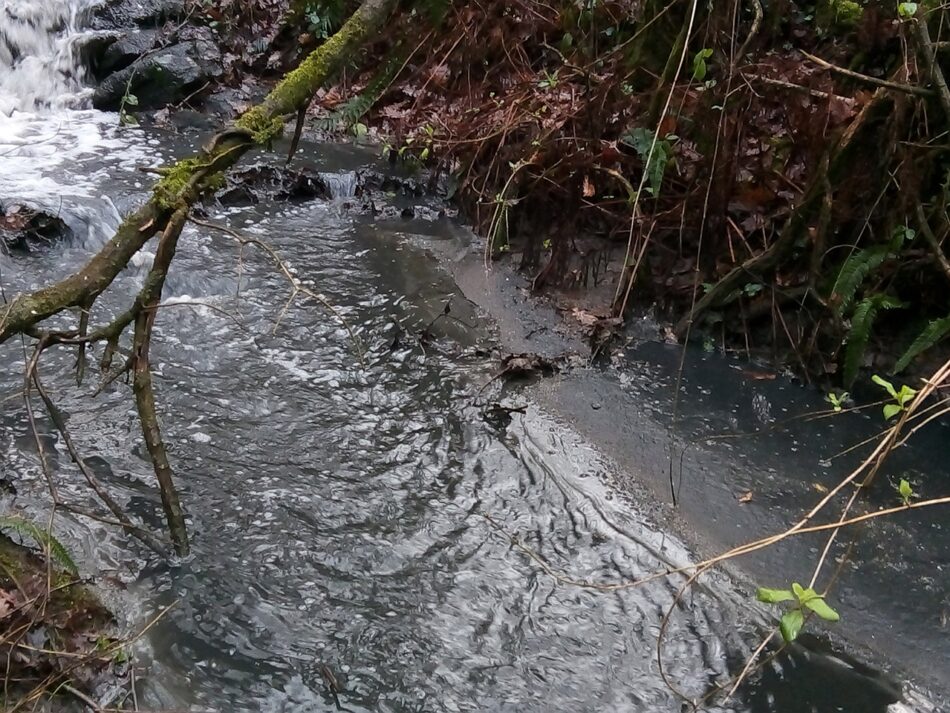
[489,358,950,707]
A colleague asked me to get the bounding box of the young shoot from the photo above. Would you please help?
[872,375,917,420]
[757,582,840,643]
[897,478,917,506]
[825,391,849,412]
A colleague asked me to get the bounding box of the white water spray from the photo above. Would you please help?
[0,0,93,114]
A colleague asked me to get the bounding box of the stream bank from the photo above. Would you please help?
[1,1,948,710]
[426,212,950,704]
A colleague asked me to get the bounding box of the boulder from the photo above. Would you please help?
[91,33,221,110]
[88,0,185,31]
[95,28,160,77]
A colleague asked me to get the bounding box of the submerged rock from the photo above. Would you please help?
[0,203,72,253]
[217,164,332,206]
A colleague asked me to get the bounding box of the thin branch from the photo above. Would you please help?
[801,50,934,96]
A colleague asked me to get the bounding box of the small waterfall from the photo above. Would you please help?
[0,0,93,115]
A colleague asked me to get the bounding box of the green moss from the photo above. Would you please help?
[817,0,864,28]
[154,157,202,209]
[235,107,286,145]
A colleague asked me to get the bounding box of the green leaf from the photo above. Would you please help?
[780,609,804,642]
[898,1,918,17]
[692,48,713,81]
[803,597,840,622]
[872,374,898,399]
[620,127,671,197]
[844,296,901,387]
[757,587,795,603]
[894,315,950,373]
[124,93,139,107]
[0,516,78,576]
[896,384,917,407]
[794,585,821,604]
[898,478,915,505]
[831,246,884,314]
[883,403,901,420]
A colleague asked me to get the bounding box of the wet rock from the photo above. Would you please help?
[216,164,331,207]
[89,0,185,31]
[0,203,72,253]
[92,33,221,110]
[95,27,160,77]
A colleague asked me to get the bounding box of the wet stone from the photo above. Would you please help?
[0,203,72,253]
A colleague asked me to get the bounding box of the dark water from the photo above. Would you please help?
[0,108,944,713]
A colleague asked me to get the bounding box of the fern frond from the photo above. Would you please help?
[831,245,888,315]
[894,315,950,373]
[843,294,902,386]
[0,516,79,576]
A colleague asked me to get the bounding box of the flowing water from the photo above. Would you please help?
[0,4,946,712]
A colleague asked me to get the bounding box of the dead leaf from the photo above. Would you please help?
[813,483,829,494]
[582,175,595,198]
[570,307,601,327]
[741,369,777,381]
[737,491,753,504]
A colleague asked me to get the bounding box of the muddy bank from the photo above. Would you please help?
[0,531,124,709]
[421,226,950,705]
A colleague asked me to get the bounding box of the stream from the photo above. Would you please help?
[0,2,947,711]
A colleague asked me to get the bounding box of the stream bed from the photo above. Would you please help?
[0,6,947,706]
[0,109,945,712]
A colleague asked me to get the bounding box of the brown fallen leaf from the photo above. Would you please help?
[737,491,753,504]
[582,175,595,197]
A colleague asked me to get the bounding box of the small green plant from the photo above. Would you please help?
[0,516,78,576]
[537,68,560,90]
[620,127,672,197]
[897,477,916,505]
[757,582,840,643]
[825,391,848,412]
[898,1,918,18]
[743,283,763,297]
[118,77,139,127]
[872,374,917,419]
[692,48,713,81]
[302,0,347,39]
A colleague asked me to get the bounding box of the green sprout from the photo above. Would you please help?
[897,478,916,506]
[872,375,917,420]
[757,582,840,643]
[825,391,848,412]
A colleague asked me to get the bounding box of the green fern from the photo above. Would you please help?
[894,314,950,373]
[0,516,79,576]
[314,42,412,133]
[843,294,902,386]
[831,226,913,315]
[831,245,889,315]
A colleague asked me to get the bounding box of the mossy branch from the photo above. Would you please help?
[0,0,397,346]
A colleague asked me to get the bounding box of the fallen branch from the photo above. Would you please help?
[801,50,933,97]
